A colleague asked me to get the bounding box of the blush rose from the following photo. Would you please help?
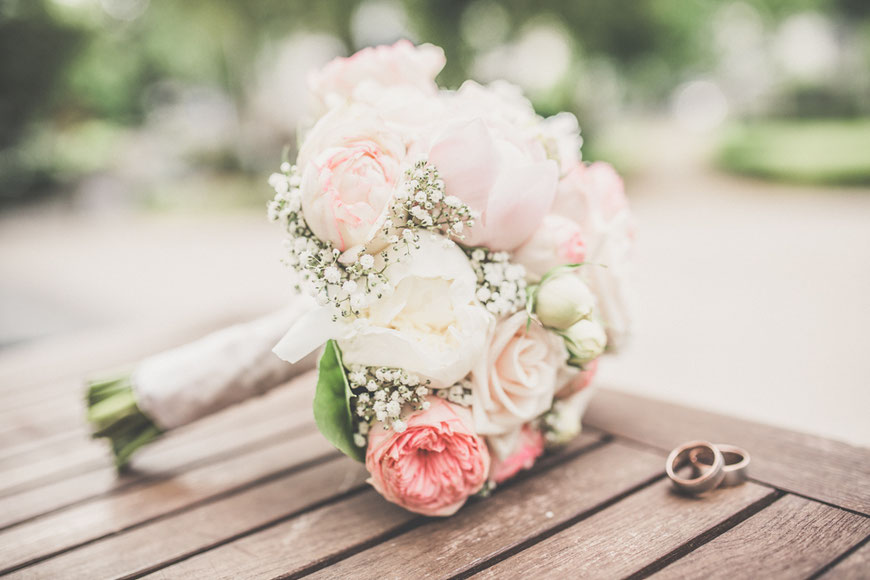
[470,311,568,435]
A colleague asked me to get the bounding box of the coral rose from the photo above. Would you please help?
[365,396,490,517]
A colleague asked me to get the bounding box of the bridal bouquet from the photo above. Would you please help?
[87,41,633,518]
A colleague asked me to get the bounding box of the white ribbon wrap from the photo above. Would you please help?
[134,296,318,430]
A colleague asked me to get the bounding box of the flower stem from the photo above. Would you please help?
[86,373,163,471]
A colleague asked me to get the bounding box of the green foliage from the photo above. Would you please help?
[313,340,364,462]
[717,120,870,186]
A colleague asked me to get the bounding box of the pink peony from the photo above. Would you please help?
[428,82,559,251]
[366,396,490,517]
[297,105,406,252]
[308,40,445,112]
[489,426,545,484]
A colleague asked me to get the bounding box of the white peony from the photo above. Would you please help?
[273,235,493,388]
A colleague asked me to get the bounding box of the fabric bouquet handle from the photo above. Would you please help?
[86,297,318,468]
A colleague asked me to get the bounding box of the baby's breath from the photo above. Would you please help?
[349,365,432,446]
[465,247,528,317]
[268,165,418,320]
[387,159,477,245]
[434,381,474,407]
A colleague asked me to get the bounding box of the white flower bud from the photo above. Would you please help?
[563,318,607,365]
[535,273,595,330]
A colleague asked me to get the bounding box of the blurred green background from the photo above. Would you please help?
[1,0,869,209]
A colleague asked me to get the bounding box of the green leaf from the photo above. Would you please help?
[313,340,364,462]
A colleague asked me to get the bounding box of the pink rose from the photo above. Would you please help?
[298,105,406,252]
[553,162,629,225]
[366,396,490,517]
[428,83,559,251]
[489,425,545,484]
[513,214,587,280]
[556,358,598,398]
[308,40,445,112]
[470,311,567,435]
[552,162,634,350]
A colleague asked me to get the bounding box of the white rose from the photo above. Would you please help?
[470,311,568,435]
[534,272,596,330]
[513,214,588,281]
[562,318,607,365]
[297,105,406,253]
[273,235,493,388]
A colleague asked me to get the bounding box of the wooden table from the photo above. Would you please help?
[1,324,868,579]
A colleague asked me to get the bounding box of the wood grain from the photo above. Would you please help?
[142,489,417,580]
[652,494,870,579]
[586,388,870,515]
[819,538,870,579]
[0,428,335,573]
[0,404,315,531]
[7,456,369,579]
[140,431,603,579]
[0,373,316,515]
[305,440,665,580]
[474,480,774,579]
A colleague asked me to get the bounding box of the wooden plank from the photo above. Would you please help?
[0,426,334,573]
[819,538,870,579]
[0,397,85,450]
[473,480,775,579]
[304,440,665,580]
[586,388,870,514]
[8,456,369,579]
[652,495,870,579]
[140,432,604,579]
[142,489,417,580]
[0,399,314,530]
[0,372,316,502]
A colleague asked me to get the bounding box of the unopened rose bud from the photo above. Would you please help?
[535,273,595,330]
[563,318,607,365]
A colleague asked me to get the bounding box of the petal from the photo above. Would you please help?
[429,119,498,216]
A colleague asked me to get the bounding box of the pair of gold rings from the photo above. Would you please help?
[666,440,750,495]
